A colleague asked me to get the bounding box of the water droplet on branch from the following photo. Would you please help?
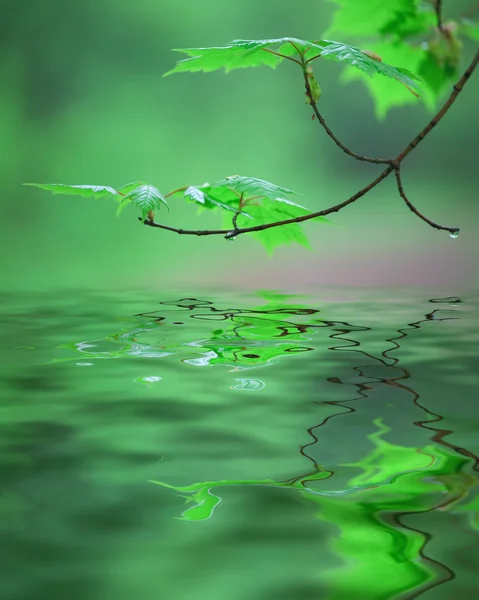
[449,229,460,239]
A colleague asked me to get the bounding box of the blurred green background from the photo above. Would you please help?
[1,0,478,292]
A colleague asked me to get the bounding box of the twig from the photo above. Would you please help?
[305,54,323,65]
[287,40,304,57]
[227,192,244,238]
[393,166,459,235]
[394,49,479,162]
[261,48,301,65]
[302,66,393,165]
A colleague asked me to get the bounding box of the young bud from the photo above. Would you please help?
[361,49,383,62]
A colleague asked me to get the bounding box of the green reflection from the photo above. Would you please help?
[151,417,479,599]
[2,290,479,600]
[50,293,326,373]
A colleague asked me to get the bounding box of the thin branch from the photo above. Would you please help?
[394,166,459,235]
[301,64,393,165]
[394,49,479,162]
[143,219,226,236]
[261,48,301,65]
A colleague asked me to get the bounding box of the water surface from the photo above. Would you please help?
[1,288,478,600]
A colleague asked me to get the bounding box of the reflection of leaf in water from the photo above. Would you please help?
[134,375,162,386]
[149,469,333,521]
[49,295,324,373]
[151,418,479,596]
[315,419,479,598]
[230,378,265,391]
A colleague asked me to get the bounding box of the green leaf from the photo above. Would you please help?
[184,185,238,213]
[238,205,310,253]
[235,195,330,254]
[118,181,145,195]
[184,185,206,204]
[122,184,169,219]
[213,175,301,202]
[171,176,330,252]
[115,181,146,216]
[181,177,306,217]
[24,183,119,199]
[164,39,285,75]
[310,39,421,88]
[380,4,437,39]
[325,0,420,37]
[340,41,433,118]
[165,37,422,92]
[326,0,470,116]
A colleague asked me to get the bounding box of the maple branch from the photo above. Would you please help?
[145,49,479,239]
[145,167,394,236]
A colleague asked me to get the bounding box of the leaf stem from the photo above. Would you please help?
[164,186,188,198]
[261,48,301,65]
[304,53,323,65]
[287,40,304,57]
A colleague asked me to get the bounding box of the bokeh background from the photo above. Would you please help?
[1,0,477,292]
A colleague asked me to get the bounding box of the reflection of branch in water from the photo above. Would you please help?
[381,302,479,473]
[140,295,477,598]
[297,296,475,597]
[381,510,456,593]
[299,298,478,472]
[138,298,362,371]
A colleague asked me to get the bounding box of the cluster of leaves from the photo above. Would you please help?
[26,177,329,252]
[24,182,168,220]
[185,176,331,252]
[326,0,479,117]
[165,37,422,93]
